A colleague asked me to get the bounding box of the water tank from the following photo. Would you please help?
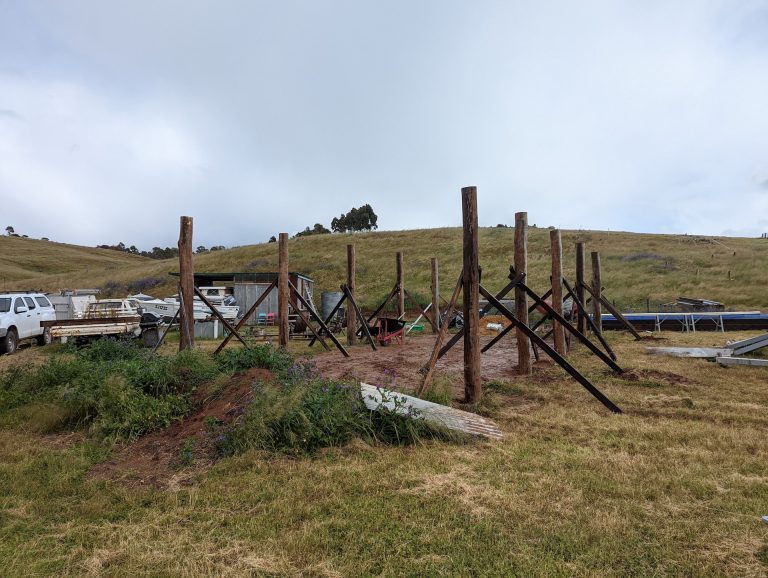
[321,291,344,320]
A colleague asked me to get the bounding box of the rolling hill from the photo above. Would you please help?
[1,228,766,311]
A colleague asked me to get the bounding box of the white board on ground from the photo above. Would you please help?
[646,347,733,358]
[716,356,768,367]
[360,383,504,440]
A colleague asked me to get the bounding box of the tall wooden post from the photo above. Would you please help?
[346,244,356,346]
[278,232,290,348]
[591,251,602,335]
[575,242,586,333]
[550,229,566,355]
[178,216,195,351]
[515,212,532,374]
[431,257,440,333]
[396,251,405,318]
[462,187,481,403]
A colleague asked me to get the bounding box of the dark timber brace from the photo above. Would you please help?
[478,285,623,414]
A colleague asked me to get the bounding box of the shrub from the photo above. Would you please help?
[217,362,456,456]
[215,345,293,375]
[0,340,217,439]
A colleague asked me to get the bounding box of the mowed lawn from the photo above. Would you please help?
[1,331,768,577]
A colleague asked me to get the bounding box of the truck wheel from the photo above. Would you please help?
[2,328,18,355]
[36,328,52,346]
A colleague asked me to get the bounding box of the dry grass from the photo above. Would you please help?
[3,227,767,310]
[1,331,768,576]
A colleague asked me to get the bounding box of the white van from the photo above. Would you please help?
[0,292,56,354]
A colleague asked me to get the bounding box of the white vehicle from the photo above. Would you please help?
[83,299,142,319]
[130,288,239,322]
[0,292,56,354]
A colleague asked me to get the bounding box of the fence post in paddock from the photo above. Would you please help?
[575,242,587,334]
[278,232,290,348]
[178,216,195,351]
[431,257,440,333]
[462,187,482,403]
[591,251,602,336]
[515,212,532,374]
[550,229,566,355]
[396,251,405,319]
[347,244,356,346]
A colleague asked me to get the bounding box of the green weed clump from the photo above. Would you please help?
[214,344,293,374]
[0,339,218,439]
[216,360,454,456]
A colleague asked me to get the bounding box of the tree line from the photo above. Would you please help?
[96,242,229,259]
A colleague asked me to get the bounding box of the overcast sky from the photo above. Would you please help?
[1,1,767,248]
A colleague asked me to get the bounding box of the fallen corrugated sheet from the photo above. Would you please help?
[360,383,503,440]
[646,347,733,358]
[716,356,768,367]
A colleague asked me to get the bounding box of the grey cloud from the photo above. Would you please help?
[1,1,767,247]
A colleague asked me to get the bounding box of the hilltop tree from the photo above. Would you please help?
[5,226,14,236]
[331,204,378,233]
[196,245,208,254]
[295,223,331,238]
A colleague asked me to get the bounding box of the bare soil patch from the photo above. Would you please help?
[308,333,522,399]
[90,368,274,488]
[617,368,692,386]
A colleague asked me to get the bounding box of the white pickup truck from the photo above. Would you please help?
[0,292,56,354]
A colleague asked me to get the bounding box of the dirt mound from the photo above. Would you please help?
[90,367,274,488]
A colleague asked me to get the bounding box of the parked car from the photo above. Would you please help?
[83,298,143,319]
[0,292,56,354]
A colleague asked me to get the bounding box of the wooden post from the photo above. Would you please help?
[178,216,195,351]
[515,212,532,374]
[278,232,289,348]
[591,251,602,335]
[346,244,356,346]
[396,251,405,319]
[462,187,481,403]
[431,257,440,333]
[575,242,586,334]
[550,229,566,355]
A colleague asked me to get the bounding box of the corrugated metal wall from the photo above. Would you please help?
[234,283,279,325]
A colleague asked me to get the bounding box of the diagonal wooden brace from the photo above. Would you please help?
[194,286,250,349]
[479,284,622,414]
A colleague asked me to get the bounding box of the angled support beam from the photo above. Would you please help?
[437,270,524,359]
[356,284,399,337]
[418,272,463,396]
[481,286,554,354]
[194,286,250,348]
[214,279,277,355]
[308,292,346,347]
[342,284,377,351]
[288,279,349,357]
[403,288,438,332]
[562,278,617,360]
[151,302,180,354]
[292,299,331,351]
[581,283,642,340]
[510,279,623,374]
[478,285,623,414]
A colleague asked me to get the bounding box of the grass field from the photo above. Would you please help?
[2,227,767,310]
[1,331,767,576]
